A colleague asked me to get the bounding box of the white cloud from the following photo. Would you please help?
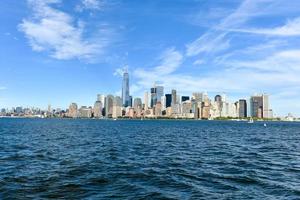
[153,47,183,75]
[186,32,230,57]
[0,86,7,90]
[19,0,110,60]
[133,48,183,85]
[228,17,300,36]
[76,0,104,11]
[193,59,205,65]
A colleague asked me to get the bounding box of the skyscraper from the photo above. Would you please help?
[105,95,114,118]
[150,85,164,107]
[238,99,247,118]
[113,96,122,118]
[133,98,142,109]
[122,71,130,107]
[165,94,172,108]
[156,86,164,103]
[129,96,133,107]
[150,87,157,108]
[68,103,78,118]
[249,94,272,118]
[97,94,105,105]
[144,91,149,109]
[161,96,166,111]
[93,101,103,118]
[215,95,222,102]
[181,96,190,102]
[262,94,269,118]
[171,89,176,105]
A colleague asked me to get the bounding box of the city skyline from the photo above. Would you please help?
[0,70,280,120]
[1,0,300,116]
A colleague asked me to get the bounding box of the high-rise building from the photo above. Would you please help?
[93,101,103,118]
[16,107,23,114]
[79,106,92,118]
[150,85,164,107]
[144,91,149,109]
[192,92,205,102]
[181,96,190,102]
[150,87,157,108]
[215,95,222,102]
[129,96,133,107]
[176,94,181,104]
[156,86,164,103]
[68,103,78,118]
[155,102,162,116]
[262,94,269,118]
[238,99,247,118]
[105,95,114,118]
[165,94,172,108]
[97,94,105,105]
[250,94,271,118]
[133,98,142,109]
[122,71,130,107]
[113,96,122,118]
[161,96,166,111]
[171,89,176,105]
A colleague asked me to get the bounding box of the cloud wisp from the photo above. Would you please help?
[19,0,111,60]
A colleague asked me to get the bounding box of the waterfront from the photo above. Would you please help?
[0,119,300,199]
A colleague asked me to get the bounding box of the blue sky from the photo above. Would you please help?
[1,0,300,116]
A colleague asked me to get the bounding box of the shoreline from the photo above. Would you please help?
[0,116,299,122]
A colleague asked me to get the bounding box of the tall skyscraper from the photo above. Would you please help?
[156,86,164,103]
[97,94,105,105]
[161,96,166,111]
[122,71,130,107]
[105,95,114,118]
[165,94,172,108]
[238,99,247,118]
[144,91,149,109]
[150,85,164,107]
[171,89,176,105]
[113,96,122,118]
[129,96,133,107]
[150,87,157,108]
[250,94,271,118]
[93,101,103,118]
[262,94,269,118]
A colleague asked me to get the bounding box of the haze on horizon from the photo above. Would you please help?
[0,0,300,117]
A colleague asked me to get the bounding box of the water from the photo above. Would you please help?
[0,118,300,199]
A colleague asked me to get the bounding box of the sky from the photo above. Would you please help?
[0,0,300,117]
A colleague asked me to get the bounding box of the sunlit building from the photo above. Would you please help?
[68,103,78,118]
[93,101,103,118]
[105,95,114,118]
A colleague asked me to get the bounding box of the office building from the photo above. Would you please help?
[93,101,102,118]
[113,96,122,118]
[171,89,176,105]
[122,71,130,107]
[68,103,78,118]
[105,95,114,118]
[181,96,190,102]
[238,99,247,118]
[165,94,172,108]
[144,91,149,109]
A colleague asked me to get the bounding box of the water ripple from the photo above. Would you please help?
[0,119,300,199]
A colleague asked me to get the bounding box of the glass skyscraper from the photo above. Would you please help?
[122,71,130,107]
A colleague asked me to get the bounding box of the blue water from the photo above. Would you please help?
[0,118,300,199]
